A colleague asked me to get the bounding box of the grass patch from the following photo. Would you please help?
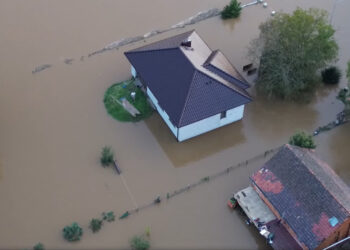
[104,79,154,122]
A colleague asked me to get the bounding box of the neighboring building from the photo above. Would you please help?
[125,30,251,142]
[235,145,350,250]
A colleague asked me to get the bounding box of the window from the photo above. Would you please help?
[220,111,227,119]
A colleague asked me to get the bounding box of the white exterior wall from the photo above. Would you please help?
[178,105,245,142]
[131,66,137,78]
[146,88,178,137]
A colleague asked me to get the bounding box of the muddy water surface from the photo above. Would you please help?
[0,0,349,249]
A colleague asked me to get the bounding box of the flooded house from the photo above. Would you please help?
[125,30,251,142]
[233,145,350,250]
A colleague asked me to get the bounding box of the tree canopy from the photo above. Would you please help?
[289,131,316,149]
[250,8,338,100]
[221,0,242,19]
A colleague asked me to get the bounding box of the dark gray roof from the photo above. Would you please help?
[125,30,251,127]
[129,30,195,53]
[251,145,350,249]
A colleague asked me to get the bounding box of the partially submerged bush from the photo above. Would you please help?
[102,211,115,222]
[221,0,242,19]
[130,235,150,250]
[321,66,341,84]
[289,131,316,149]
[100,146,114,167]
[33,243,45,250]
[62,222,83,242]
[89,218,103,233]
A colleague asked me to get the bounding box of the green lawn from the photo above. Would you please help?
[104,79,154,122]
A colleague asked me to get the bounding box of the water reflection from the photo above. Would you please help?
[145,113,246,167]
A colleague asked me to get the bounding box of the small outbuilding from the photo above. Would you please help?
[125,30,251,141]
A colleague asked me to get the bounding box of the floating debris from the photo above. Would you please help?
[64,58,74,65]
[32,64,52,74]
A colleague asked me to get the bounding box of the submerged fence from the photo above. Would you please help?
[118,146,281,219]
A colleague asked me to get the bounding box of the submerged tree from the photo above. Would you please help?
[221,0,242,19]
[100,146,114,167]
[289,131,316,149]
[62,222,83,242]
[33,243,45,250]
[250,8,338,100]
[130,235,150,250]
[89,218,103,233]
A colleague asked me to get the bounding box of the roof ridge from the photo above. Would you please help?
[126,29,195,53]
[196,67,252,100]
[206,63,250,88]
[203,49,219,66]
[177,69,198,127]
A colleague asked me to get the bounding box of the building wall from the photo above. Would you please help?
[131,65,137,78]
[317,218,350,250]
[146,87,178,137]
[177,105,244,142]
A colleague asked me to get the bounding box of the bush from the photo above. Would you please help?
[249,8,338,100]
[130,235,150,250]
[322,66,341,84]
[347,61,350,82]
[221,0,242,19]
[289,132,316,149]
[89,218,103,233]
[62,222,83,242]
[100,146,114,167]
[102,211,115,222]
[33,243,45,250]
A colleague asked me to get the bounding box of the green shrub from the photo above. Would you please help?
[100,146,114,167]
[62,222,83,242]
[347,61,350,82]
[102,211,115,222]
[289,131,316,149]
[130,235,150,250]
[321,66,341,84]
[89,218,103,233]
[221,0,242,19]
[33,243,45,250]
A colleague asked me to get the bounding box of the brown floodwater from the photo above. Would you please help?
[0,0,349,249]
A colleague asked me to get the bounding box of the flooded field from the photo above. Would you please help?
[0,0,349,249]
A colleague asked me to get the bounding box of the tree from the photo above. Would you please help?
[347,60,350,83]
[33,243,45,250]
[100,146,114,167]
[89,218,103,233]
[321,66,341,85]
[102,211,115,222]
[250,8,338,100]
[62,222,83,242]
[130,235,150,250]
[221,0,242,19]
[289,131,316,149]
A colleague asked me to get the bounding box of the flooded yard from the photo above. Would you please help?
[0,0,349,249]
